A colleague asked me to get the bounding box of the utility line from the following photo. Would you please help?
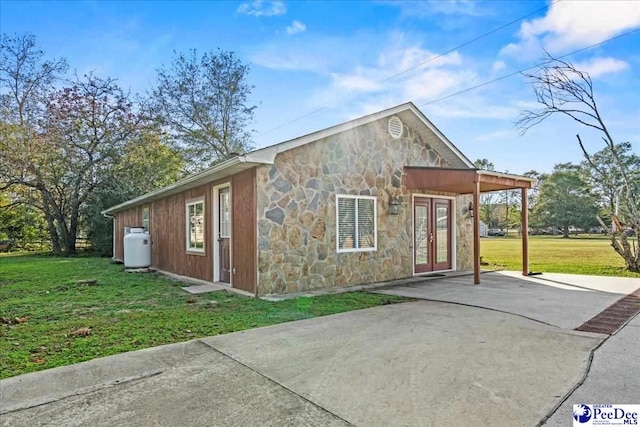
[381,0,563,83]
[418,27,640,107]
[256,1,562,137]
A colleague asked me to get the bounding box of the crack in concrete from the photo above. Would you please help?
[197,339,354,426]
[0,370,164,416]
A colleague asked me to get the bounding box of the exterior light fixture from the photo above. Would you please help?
[468,201,474,218]
[389,196,400,215]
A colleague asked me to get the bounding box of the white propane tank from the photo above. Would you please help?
[123,227,151,268]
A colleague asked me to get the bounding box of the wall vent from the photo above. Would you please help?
[388,116,403,139]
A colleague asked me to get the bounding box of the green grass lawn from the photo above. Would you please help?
[481,234,640,278]
[0,254,409,379]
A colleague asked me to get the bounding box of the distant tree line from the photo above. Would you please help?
[0,33,256,255]
[474,153,638,238]
[476,55,639,272]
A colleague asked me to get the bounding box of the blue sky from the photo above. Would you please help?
[2,0,639,174]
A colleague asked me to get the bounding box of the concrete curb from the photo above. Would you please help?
[0,340,210,414]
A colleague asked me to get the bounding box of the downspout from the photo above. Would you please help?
[102,212,116,260]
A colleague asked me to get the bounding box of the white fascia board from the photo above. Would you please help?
[244,150,277,164]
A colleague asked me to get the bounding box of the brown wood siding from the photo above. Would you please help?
[149,183,213,282]
[231,167,257,294]
[114,207,144,261]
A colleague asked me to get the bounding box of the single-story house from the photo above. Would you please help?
[103,102,535,296]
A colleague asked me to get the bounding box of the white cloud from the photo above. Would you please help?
[317,44,466,102]
[426,101,517,120]
[380,0,488,18]
[251,40,339,73]
[377,44,462,71]
[330,69,381,92]
[401,68,476,101]
[308,39,473,111]
[502,1,640,58]
[251,31,527,129]
[237,0,286,17]
[285,20,306,35]
[475,129,514,142]
[573,57,628,78]
[491,60,506,73]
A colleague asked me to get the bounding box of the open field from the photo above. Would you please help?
[0,254,409,379]
[481,234,640,278]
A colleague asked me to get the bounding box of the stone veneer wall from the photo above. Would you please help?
[256,118,474,295]
[455,194,474,271]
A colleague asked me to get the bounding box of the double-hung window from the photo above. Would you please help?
[186,199,205,252]
[336,195,377,253]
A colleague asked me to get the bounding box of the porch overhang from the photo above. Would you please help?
[403,167,536,285]
[403,167,535,193]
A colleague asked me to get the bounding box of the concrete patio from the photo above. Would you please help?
[372,270,640,329]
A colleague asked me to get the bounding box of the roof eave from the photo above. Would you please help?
[102,155,271,215]
[477,169,537,183]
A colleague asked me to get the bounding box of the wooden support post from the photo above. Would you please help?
[521,187,529,276]
[473,180,481,284]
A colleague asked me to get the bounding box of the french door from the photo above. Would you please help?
[414,197,452,273]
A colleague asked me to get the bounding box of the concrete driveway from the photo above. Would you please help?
[1,300,604,427]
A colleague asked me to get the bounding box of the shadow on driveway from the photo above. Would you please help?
[372,271,637,329]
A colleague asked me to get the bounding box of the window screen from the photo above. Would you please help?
[337,195,376,252]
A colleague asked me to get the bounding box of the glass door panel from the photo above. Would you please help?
[414,201,432,273]
[434,200,452,270]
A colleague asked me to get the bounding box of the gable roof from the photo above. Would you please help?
[103,102,474,214]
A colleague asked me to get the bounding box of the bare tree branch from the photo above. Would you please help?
[517,53,639,271]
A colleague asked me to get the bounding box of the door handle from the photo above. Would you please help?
[429,233,434,243]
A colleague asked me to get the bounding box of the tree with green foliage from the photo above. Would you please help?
[1,33,68,252]
[86,131,184,255]
[533,164,600,238]
[0,191,49,250]
[518,55,639,271]
[1,34,187,254]
[474,159,501,229]
[581,142,640,214]
[522,170,547,233]
[1,34,148,253]
[151,49,256,170]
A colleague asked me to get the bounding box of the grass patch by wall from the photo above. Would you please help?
[0,254,409,379]
[481,235,639,277]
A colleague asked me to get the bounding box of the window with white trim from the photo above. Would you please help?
[186,199,205,252]
[142,206,149,232]
[336,195,377,253]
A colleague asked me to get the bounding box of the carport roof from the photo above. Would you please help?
[403,167,536,194]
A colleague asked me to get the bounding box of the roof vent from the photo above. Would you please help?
[388,116,403,139]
